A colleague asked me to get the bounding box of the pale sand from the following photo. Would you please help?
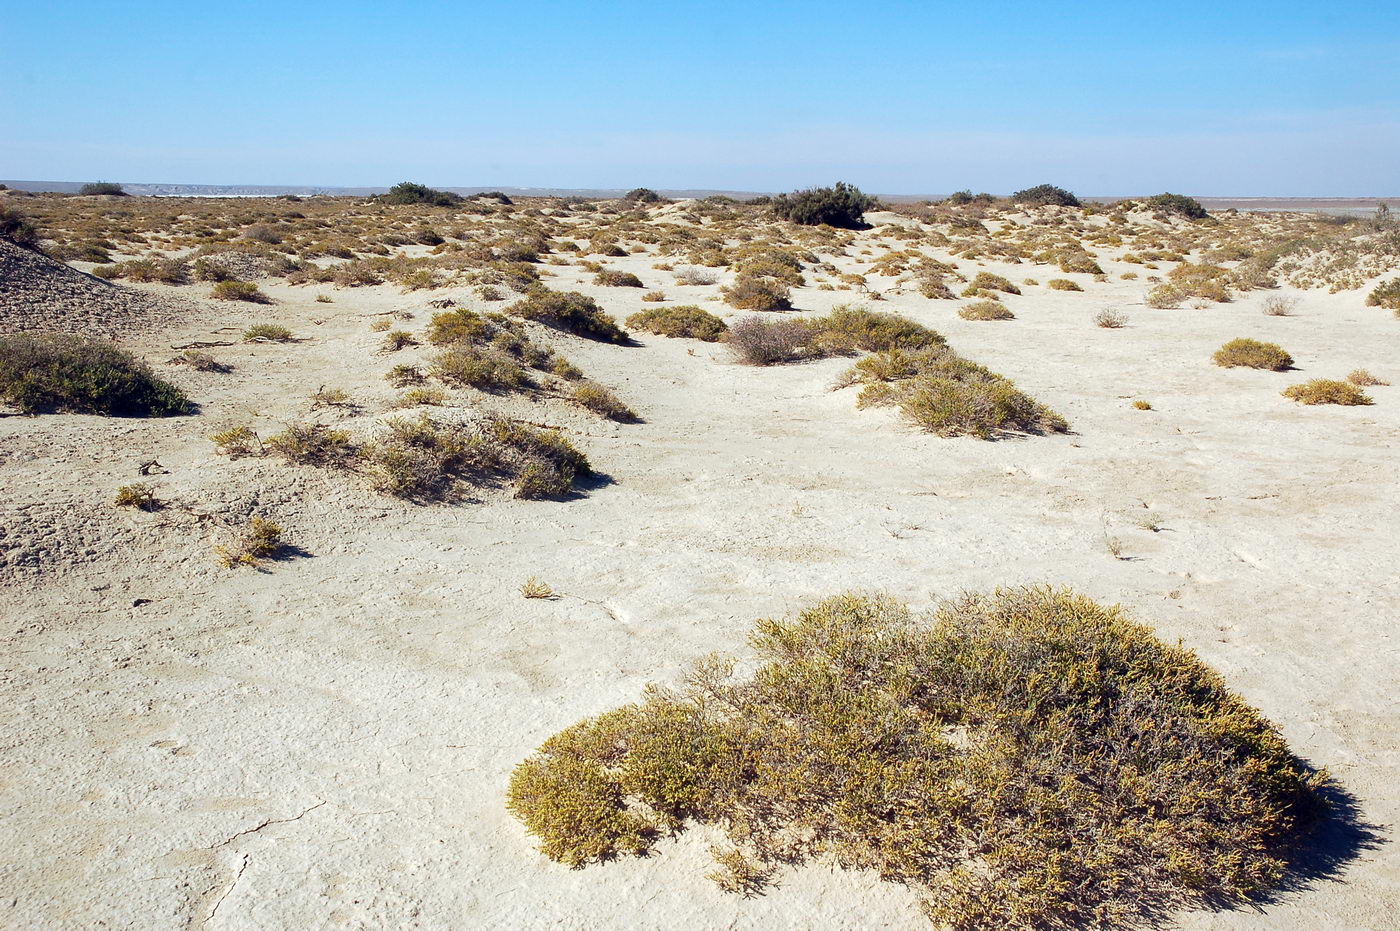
[2,213,1397,929]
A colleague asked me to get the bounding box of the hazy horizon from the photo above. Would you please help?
[6,1,1398,196]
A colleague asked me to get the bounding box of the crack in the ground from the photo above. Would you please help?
[203,800,326,850]
[202,853,249,927]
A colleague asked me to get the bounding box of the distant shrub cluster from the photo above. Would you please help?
[377,181,463,207]
[769,181,877,229]
[944,190,996,206]
[0,333,192,416]
[1144,192,1209,220]
[625,305,728,342]
[1010,184,1081,207]
[622,187,663,204]
[509,588,1325,929]
[78,181,126,196]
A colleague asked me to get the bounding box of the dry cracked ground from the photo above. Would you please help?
[1,194,1398,929]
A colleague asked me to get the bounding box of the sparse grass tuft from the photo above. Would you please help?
[210,424,262,458]
[572,381,636,421]
[1282,379,1373,405]
[1213,338,1293,371]
[1347,369,1388,386]
[1262,295,1298,316]
[113,482,160,511]
[1133,399,1153,410]
[1094,308,1127,328]
[382,329,418,351]
[242,322,294,342]
[520,577,555,599]
[265,423,357,468]
[215,517,285,568]
[1366,278,1400,311]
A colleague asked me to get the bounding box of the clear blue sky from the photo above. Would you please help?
[5,1,1398,195]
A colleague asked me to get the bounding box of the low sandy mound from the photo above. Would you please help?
[0,239,199,337]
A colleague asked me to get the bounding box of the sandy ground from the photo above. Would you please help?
[2,232,1398,929]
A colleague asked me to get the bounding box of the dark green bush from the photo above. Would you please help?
[509,588,1326,928]
[769,181,877,229]
[593,269,644,288]
[1010,184,1081,207]
[1145,192,1209,219]
[378,181,463,207]
[0,205,40,248]
[623,187,663,204]
[0,333,192,416]
[78,181,126,196]
[944,190,996,206]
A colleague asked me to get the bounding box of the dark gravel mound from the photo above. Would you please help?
[0,240,199,337]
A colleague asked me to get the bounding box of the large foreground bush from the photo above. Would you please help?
[769,181,877,229]
[0,333,192,416]
[625,306,728,341]
[509,588,1326,929]
[507,288,629,343]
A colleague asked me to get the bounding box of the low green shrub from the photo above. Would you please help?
[212,280,270,303]
[1282,379,1373,405]
[593,269,644,288]
[1145,192,1209,219]
[509,588,1323,927]
[1366,278,1400,311]
[0,333,192,416]
[1047,278,1083,291]
[242,322,294,342]
[958,301,1015,321]
[806,306,944,354]
[721,274,791,311]
[113,482,160,511]
[625,306,728,341]
[265,423,357,468]
[508,288,629,343]
[79,181,126,196]
[0,204,40,249]
[572,381,636,421]
[961,272,1020,296]
[1213,338,1293,371]
[377,181,463,207]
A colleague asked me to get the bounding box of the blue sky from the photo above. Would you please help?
[5,1,1398,194]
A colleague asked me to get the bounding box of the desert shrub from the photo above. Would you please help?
[386,364,425,387]
[1282,379,1373,405]
[0,333,192,416]
[508,588,1323,928]
[172,349,231,372]
[960,272,1019,296]
[807,306,944,354]
[1213,338,1293,371]
[432,344,533,392]
[1145,284,1184,308]
[726,316,811,365]
[363,415,497,500]
[1046,278,1083,291]
[1366,278,1400,311]
[572,381,636,421]
[1093,308,1127,328]
[508,288,629,343]
[265,423,357,468]
[485,416,591,499]
[1010,183,1081,207]
[1262,295,1298,316]
[625,306,728,341]
[1133,399,1153,410]
[1168,262,1233,302]
[521,577,554,599]
[944,189,996,205]
[370,318,393,332]
[1145,192,1209,219]
[79,181,126,196]
[769,181,876,229]
[641,290,666,302]
[310,386,352,408]
[242,322,293,342]
[212,280,270,303]
[215,517,285,568]
[1347,369,1388,386]
[623,187,663,204]
[378,181,463,207]
[673,266,719,286]
[210,425,262,458]
[593,269,644,288]
[0,204,40,248]
[844,347,1065,438]
[958,300,1014,321]
[721,274,791,311]
[316,293,333,303]
[113,482,160,511]
[394,386,447,407]
[382,329,418,351]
